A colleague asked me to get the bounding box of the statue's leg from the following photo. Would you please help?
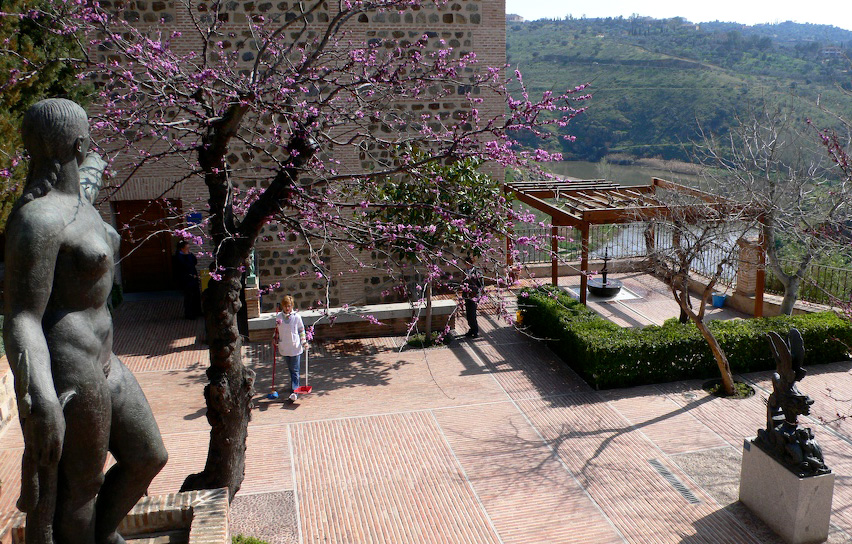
[53,384,111,544]
[95,355,168,544]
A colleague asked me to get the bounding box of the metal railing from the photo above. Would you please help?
[766,260,852,306]
[512,223,651,264]
[512,222,739,287]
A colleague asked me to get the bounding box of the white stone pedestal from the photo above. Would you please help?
[739,438,834,544]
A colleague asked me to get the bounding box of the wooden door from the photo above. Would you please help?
[114,199,181,292]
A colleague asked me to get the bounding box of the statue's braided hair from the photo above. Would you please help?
[16,98,89,208]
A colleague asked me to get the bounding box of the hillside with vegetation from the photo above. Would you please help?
[507,16,852,161]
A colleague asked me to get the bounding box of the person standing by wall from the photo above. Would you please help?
[173,240,202,319]
[275,295,308,401]
[462,261,482,338]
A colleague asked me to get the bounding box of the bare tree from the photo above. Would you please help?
[696,101,852,314]
[643,190,761,395]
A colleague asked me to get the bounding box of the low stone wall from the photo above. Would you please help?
[11,488,230,544]
[248,299,459,342]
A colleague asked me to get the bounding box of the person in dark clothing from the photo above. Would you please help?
[462,263,482,338]
[173,240,202,319]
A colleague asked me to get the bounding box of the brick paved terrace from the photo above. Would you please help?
[1,281,852,543]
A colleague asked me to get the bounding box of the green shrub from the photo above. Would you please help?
[233,536,270,544]
[406,331,452,348]
[518,285,852,389]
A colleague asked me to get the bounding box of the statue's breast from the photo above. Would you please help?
[56,206,116,285]
[61,233,113,279]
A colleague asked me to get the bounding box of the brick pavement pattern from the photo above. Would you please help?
[2,291,852,543]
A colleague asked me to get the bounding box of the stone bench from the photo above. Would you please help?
[248,299,459,342]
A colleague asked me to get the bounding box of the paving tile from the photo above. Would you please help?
[460,340,593,400]
[291,412,501,544]
[231,491,298,544]
[248,348,508,426]
[517,394,763,543]
[434,402,623,543]
[654,381,767,448]
[603,389,729,455]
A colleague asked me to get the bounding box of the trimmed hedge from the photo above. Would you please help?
[233,537,270,544]
[518,285,852,390]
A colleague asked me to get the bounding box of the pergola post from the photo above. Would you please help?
[755,218,766,318]
[580,224,589,305]
[551,225,558,286]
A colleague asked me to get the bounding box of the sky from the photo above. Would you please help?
[504,0,852,32]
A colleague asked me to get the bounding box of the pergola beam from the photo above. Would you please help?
[511,190,583,227]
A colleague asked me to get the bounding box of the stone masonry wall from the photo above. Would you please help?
[97,1,506,311]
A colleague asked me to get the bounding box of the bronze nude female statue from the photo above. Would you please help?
[3,98,167,544]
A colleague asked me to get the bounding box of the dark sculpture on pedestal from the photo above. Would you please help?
[754,328,830,478]
[3,99,168,544]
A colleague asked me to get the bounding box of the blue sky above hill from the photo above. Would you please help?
[505,0,852,32]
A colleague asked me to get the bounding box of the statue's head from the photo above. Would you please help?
[22,98,90,165]
[779,384,814,422]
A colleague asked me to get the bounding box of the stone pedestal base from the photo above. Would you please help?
[12,488,230,543]
[245,286,261,318]
[739,439,834,544]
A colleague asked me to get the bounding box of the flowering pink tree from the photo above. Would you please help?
[7,0,589,497]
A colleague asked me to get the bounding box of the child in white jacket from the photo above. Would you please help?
[275,295,308,401]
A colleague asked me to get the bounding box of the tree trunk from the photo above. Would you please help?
[671,281,735,396]
[695,319,735,396]
[181,269,255,500]
[678,274,691,324]
[779,275,800,316]
[763,218,811,316]
[183,113,315,499]
[425,281,433,341]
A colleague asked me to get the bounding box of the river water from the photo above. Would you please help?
[541,160,700,186]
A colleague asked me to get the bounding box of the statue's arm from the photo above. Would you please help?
[79,152,107,204]
[2,209,65,465]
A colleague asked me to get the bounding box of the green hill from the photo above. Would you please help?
[507,17,852,161]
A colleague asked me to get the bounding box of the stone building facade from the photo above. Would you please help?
[96,1,506,312]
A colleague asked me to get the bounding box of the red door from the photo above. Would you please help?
[114,199,181,292]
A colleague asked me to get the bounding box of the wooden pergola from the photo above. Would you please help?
[505,177,766,316]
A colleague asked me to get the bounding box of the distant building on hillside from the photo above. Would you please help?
[823,46,843,59]
[506,14,524,23]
